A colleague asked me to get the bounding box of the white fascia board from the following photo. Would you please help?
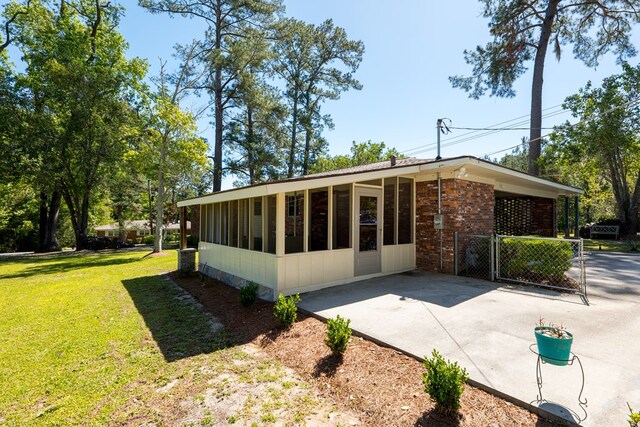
[177,165,423,207]
[418,157,583,196]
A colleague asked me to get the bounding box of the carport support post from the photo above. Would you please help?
[564,196,570,238]
[574,196,580,238]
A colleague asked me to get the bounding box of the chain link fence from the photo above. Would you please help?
[454,233,588,304]
[454,234,494,281]
[496,235,586,298]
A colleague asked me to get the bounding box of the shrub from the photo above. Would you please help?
[325,315,352,355]
[273,293,301,327]
[500,238,573,278]
[629,403,640,427]
[422,349,469,414]
[239,282,259,307]
[143,234,155,245]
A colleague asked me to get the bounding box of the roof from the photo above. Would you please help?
[95,220,191,231]
[178,155,583,207]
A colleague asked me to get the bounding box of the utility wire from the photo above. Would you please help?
[480,95,640,158]
[402,104,569,156]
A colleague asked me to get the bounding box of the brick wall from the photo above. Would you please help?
[530,197,556,237]
[416,179,494,273]
[190,204,200,238]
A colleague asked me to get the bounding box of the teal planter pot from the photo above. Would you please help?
[534,326,573,366]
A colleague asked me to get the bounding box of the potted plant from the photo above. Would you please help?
[534,318,573,366]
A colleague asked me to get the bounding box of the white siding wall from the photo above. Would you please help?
[382,244,416,273]
[277,249,354,294]
[199,242,278,290]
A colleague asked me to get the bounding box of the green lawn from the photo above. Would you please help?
[0,250,227,426]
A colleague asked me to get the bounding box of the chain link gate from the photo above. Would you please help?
[455,233,588,304]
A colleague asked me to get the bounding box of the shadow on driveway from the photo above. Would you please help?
[585,252,640,301]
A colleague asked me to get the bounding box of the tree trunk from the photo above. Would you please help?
[45,191,61,251]
[528,0,560,176]
[247,104,255,184]
[212,3,223,192]
[287,93,299,178]
[38,191,48,248]
[36,191,61,252]
[154,134,168,253]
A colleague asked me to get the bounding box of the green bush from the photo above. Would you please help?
[629,403,640,427]
[422,349,469,414]
[500,238,573,278]
[143,234,155,245]
[273,293,301,327]
[239,282,259,307]
[325,315,352,355]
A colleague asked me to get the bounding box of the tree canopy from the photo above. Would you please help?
[548,63,640,233]
[451,0,640,176]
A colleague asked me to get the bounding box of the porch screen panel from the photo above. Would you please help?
[220,202,229,245]
[266,195,276,254]
[213,203,220,244]
[251,197,263,251]
[230,200,239,247]
[285,191,304,254]
[384,178,396,245]
[332,185,351,249]
[207,203,214,242]
[200,205,207,242]
[398,178,413,244]
[309,188,329,251]
[240,199,249,249]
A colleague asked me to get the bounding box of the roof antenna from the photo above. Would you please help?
[436,118,452,161]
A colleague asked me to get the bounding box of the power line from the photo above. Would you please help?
[480,95,640,158]
[402,104,570,156]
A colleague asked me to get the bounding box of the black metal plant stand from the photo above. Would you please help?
[529,344,588,423]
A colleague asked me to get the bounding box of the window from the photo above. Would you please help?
[287,195,301,217]
[309,188,328,251]
[207,203,214,242]
[384,178,396,245]
[213,203,220,244]
[285,191,304,254]
[220,201,228,246]
[230,200,239,247]
[251,197,263,251]
[398,178,413,244]
[106,230,117,237]
[332,185,351,249]
[266,195,276,254]
[240,199,249,249]
[137,229,150,237]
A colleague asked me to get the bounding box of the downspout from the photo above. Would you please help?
[437,119,443,272]
[438,172,443,272]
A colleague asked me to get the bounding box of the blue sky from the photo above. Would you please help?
[119,1,637,187]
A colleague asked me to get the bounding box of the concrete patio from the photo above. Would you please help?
[297,252,640,426]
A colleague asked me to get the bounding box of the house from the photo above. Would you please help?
[95,219,191,242]
[176,156,582,300]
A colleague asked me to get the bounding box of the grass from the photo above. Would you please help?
[0,250,223,425]
[556,233,637,252]
[0,249,337,426]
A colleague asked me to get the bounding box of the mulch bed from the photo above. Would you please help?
[171,273,559,426]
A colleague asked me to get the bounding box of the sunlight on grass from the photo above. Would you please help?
[0,250,225,426]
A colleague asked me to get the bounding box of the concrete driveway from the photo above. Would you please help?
[298,265,640,426]
[585,251,640,301]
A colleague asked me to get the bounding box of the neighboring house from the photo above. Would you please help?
[95,220,191,242]
[177,156,582,300]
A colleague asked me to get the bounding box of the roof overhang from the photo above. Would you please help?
[178,156,582,207]
[417,157,583,199]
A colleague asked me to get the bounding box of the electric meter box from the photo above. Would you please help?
[434,214,443,230]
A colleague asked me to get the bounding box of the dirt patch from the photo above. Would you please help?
[173,273,559,427]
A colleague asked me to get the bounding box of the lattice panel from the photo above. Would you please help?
[495,197,533,236]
